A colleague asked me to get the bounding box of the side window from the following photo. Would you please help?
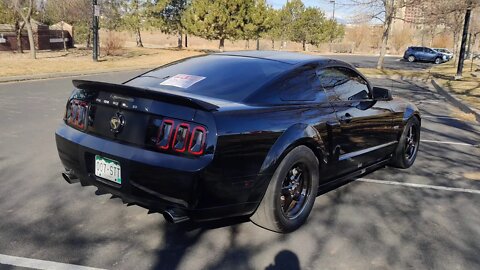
[318,67,370,102]
[279,66,326,102]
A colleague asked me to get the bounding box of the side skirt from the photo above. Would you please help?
[317,158,391,196]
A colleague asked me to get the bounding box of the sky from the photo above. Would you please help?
[267,0,354,23]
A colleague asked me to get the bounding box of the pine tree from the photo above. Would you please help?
[123,0,148,47]
[182,0,255,51]
[243,0,271,50]
[151,0,189,48]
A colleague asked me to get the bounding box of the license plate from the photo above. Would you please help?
[95,155,122,184]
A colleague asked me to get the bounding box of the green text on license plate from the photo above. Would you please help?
[95,155,122,184]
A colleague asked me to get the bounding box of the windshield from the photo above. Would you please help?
[126,55,290,102]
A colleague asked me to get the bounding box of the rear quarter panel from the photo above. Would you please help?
[212,103,336,204]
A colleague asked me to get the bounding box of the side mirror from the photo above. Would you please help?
[372,87,392,101]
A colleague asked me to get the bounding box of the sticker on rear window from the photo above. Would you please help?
[160,74,206,89]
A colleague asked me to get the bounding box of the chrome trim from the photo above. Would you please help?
[339,141,397,161]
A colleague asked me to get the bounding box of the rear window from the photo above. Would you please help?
[126,55,289,102]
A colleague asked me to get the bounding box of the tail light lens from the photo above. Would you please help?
[156,120,174,150]
[66,99,88,130]
[188,126,206,155]
[155,119,207,156]
[172,123,190,152]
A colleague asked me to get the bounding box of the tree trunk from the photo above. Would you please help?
[184,33,188,48]
[302,40,306,51]
[177,32,182,48]
[245,40,249,49]
[61,22,67,52]
[256,38,260,50]
[86,30,91,49]
[136,27,144,47]
[271,39,274,50]
[219,38,225,51]
[15,21,24,53]
[24,20,36,59]
[377,0,395,70]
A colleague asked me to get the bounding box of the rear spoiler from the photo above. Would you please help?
[72,80,219,111]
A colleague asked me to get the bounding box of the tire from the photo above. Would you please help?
[407,55,416,62]
[390,117,420,169]
[250,145,319,233]
[434,57,442,64]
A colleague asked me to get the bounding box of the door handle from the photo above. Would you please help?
[340,113,353,123]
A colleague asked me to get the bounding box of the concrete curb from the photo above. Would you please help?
[431,79,480,123]
[0,67,152,84]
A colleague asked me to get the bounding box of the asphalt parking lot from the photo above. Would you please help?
[328,54,434,71]
[0,58,479,270]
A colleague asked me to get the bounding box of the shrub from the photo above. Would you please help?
[101,31,125,56]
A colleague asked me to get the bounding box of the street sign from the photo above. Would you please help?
[94,5,100,17]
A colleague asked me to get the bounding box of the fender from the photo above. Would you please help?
[246,123,328,206]
[259,123,328,176]
[403,103,421,123]
[396,103,421,140]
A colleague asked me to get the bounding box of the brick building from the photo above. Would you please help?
[0,20,74,52]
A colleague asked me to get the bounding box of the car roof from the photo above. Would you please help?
[215,50,338,65]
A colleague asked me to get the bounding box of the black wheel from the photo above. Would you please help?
[434,57,442,64]
[407,55,416,62]
[250,146,319,233]
[390,117,420,169]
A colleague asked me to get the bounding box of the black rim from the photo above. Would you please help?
[405,124,418,161]
[280,163,311,219]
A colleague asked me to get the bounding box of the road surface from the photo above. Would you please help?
[0,61,478,270]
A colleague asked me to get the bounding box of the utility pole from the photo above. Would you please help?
[329,0,336,52]
[456,1,473,79]
[92,0,99,62]
[330,0,336,20]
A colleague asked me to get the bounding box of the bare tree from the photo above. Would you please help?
[1,0,24,53]
[45,0,69,51]
[12,0,35,59]
[350,0,419,69]
[390,27,413,53]
[344,24,370,53]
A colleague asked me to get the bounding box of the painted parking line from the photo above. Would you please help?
[420,139,478,147]
[358,178,480,195]
[0,254,106,270]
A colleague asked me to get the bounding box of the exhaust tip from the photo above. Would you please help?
[163,209,190,224]
[62,170,79,184]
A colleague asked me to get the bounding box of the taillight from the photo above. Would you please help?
[188,126,206,155]
[172,123,190,152]
[66,99,88,130]
[155,119,207,156]
[156,120,174,149]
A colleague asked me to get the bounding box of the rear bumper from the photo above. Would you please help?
[55,123,259,221]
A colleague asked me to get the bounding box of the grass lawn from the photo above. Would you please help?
[357,68,428,79]
[430,61,480,112]
[0,47,202,78]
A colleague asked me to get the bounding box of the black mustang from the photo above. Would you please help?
[55,51,420,233]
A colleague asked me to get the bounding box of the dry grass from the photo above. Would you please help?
[449,107,478,123]
[464,172,480,181]
[430,61,480,111]
[0,47,203,77]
